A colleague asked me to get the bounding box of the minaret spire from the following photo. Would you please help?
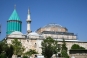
[26,8,31,34]
[28,8,30,14]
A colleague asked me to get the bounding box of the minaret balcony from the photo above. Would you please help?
[26,20,31,22]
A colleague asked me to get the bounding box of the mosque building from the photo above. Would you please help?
[6,8,87,58]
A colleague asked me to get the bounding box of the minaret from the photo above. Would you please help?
[26,8,31,34]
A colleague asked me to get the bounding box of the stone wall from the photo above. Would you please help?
[70,53,87,58]
[6,38,87,57]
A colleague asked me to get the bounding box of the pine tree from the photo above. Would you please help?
[61,39,69,58]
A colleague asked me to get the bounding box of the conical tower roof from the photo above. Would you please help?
[9,9,20,20]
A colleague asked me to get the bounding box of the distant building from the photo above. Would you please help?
[6,8,87,58]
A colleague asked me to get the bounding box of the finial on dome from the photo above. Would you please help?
[14,4,16,9]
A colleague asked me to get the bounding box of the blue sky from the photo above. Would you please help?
[0,0,87,41]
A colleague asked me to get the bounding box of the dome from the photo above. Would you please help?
[28,32,39,36]
[43,23,63,28]
[10,31,23,35]
[7,9,22,35]
[27,32,41,39]
[8,31,24,38]
[36,23,68,33]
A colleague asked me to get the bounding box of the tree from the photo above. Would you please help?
[71,44,85,50]
[0,52,7,58]
[61,39,69,58]
[22,55,28,58]
[41,37,58,58]
[11,39,25,57]
[24,49,38,58]
[5,45,14,58]
[0,40,8,54]
[0,40,14,58]
[61,39,67,51]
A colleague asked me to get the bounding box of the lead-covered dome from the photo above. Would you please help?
[27,32,42,39]
[8,31,24,38]
[28,32,39,36]
[36,23,68,34]
[10,31,23,35]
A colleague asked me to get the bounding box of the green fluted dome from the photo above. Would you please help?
[6,9,22,35]
[9,9,20,20]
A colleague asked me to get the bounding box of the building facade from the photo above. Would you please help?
[6,8,87,58]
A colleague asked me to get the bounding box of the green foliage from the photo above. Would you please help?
[11,39,25,55]
[24,49,38,57]
[41,37,58,58]
[61,39,67,51]
[22,55,28,58]
[0,41,8,53]
[5,45,14,58]
[0,40,14,58]
[61,50,69,58]
[71,44,85,50]
[0,52,7,58]
[61,39,69,58]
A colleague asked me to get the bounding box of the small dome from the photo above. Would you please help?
[10,31,23,35]
[8,31,24,38]
[27,32,42,39]
[28,32,39,36]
